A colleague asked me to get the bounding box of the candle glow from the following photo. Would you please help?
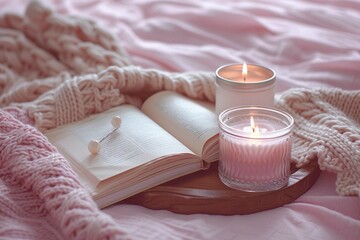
[250,116,259,133]
[242,63,247,82]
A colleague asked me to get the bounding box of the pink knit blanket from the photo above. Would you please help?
[1,1,359,239]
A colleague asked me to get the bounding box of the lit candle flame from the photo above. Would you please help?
[242,63,247,82]
[250,116,259,133]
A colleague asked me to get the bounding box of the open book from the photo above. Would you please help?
[45,91,219,208]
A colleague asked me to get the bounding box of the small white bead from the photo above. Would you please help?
[88,140,100,154]
[111,116,122,128]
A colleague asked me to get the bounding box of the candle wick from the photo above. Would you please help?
[252,127,255,133]
[243,76,246,82]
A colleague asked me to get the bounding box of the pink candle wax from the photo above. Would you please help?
[218,106,294,192]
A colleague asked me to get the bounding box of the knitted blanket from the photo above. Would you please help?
[0,2,359,239]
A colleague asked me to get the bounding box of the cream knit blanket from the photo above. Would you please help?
[0,3,359,238]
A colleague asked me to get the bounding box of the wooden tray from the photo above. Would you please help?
[125,162,320,215]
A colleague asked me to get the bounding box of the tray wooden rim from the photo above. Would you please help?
[125,162,321,215]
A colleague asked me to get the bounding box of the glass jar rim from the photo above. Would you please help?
[218,106,294,139]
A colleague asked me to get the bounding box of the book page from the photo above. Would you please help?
[45,105,196,184]
[141,91,219,158]
[95,156,202,208]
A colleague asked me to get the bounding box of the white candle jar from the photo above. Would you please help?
[215,63,276,115]
[218,106,294,192]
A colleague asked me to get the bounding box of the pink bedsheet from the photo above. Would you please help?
[1,0,359,239]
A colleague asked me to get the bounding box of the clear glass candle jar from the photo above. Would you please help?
[218,106,294,192]
[215,63,276,115]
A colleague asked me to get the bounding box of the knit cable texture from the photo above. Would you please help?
[276,88,360,196]
[0,110,130,239]
[0,1,359,239]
